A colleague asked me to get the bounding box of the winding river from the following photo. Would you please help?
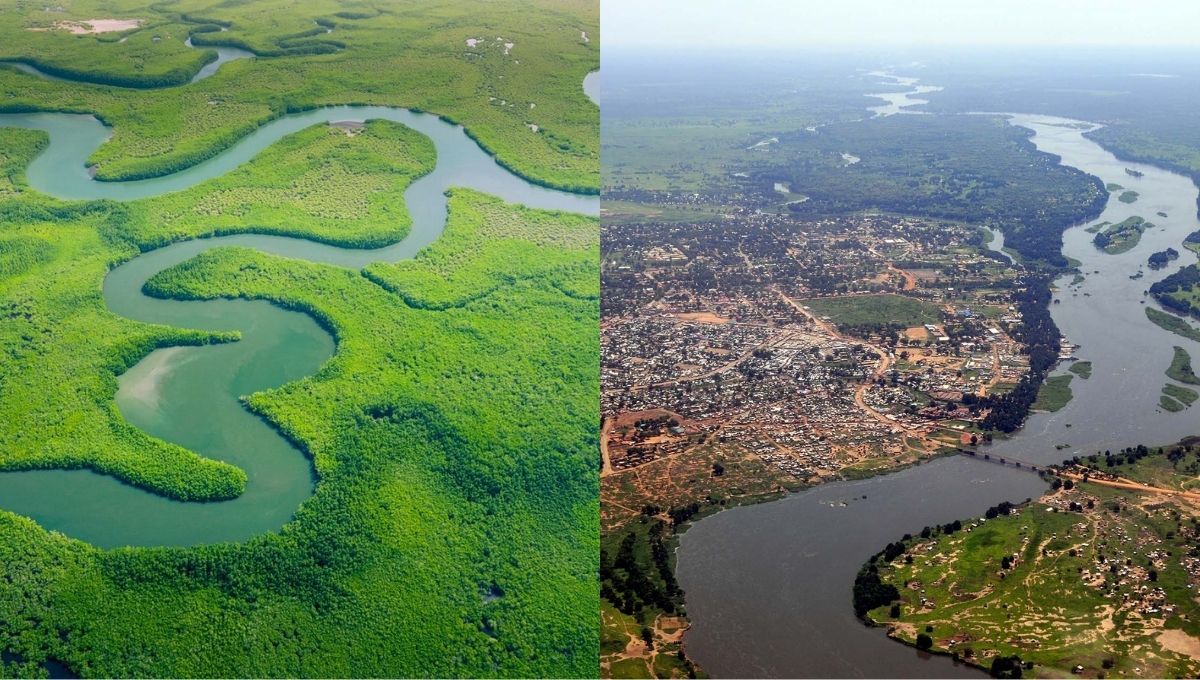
[865,70,944,117]
[0,36,252,87]
[674,97,1200,674]
[0,106,597,548]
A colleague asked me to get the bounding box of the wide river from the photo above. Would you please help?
[675,105,1200,674]
[0,106,596,548]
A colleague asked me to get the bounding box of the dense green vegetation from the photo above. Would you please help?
[602,51,878,193]
[363,190,598,308]
[979,273,1063,433]
[1150,263,1200,318]
[1160,393,1185,412]
[599,506,701,680]
[0,3,599,674]
[1031,374,1073,412]
[1167,346,1200,385]
[759,115,1106,266]
[0,120,443,501]
[1184,230,1200,256]
[0,182,599,677]
[1091,215,1149,254]
[1148,247,1179,270]
[0,0,598,192]
[141,120,436,248]
[919,53,1200,220]
[0,14,213,89]
[1118,189,1139,204]
[0,130,249,501]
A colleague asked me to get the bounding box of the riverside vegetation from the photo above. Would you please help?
[0,2,599,676]
[0,0,598,192]
[599,56,1114,679]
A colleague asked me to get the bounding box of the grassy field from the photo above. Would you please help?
[864,444,1200,678]
[1068,360,1092,379]
[1032,374,1073,412]
[0,0,598,192]
[801,293,942,329]
[0,2,599,675]
[1118,189,1139,204]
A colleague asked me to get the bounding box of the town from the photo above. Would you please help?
[602,208,1037,528]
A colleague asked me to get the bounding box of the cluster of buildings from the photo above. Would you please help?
[601,209,1037,519]
[1046,489,1197,623]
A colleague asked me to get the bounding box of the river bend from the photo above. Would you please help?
[675,98,1200,675]
[0,106,597,548]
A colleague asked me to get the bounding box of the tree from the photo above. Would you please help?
[990,655,1024,678]
[916,633,933,650]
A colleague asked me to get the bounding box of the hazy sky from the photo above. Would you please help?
[603,0,1200,49]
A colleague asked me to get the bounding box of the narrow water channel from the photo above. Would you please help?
[0,106,597,548]
[1,37,251,87]
[675,89,1200,676]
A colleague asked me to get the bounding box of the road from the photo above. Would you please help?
[775,288,907,434]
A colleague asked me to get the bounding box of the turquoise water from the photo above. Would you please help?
[0,106,597,548]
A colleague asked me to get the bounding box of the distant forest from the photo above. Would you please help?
[757,115,1107,267]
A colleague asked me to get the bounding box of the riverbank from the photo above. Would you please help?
[0,108,600,679]
[601,443,973,679]
[0,3,599,192]
[671,97,1200,677]
[863,441,1200,678]
[0,105,595,547]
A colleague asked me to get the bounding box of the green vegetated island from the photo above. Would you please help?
[1185,230,1200,256]
[1167,346,1200,385]
[857,441,1200,678]
[1151,263,1200,320]
[1068,360,1093,379]
[1145,307,1200,343]
[0,1,598,677]
[1091,216,1151,255]
[1032,374,1073,412]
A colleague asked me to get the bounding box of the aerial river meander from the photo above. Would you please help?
[0,91,597,548]
[675,76,1200,677]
